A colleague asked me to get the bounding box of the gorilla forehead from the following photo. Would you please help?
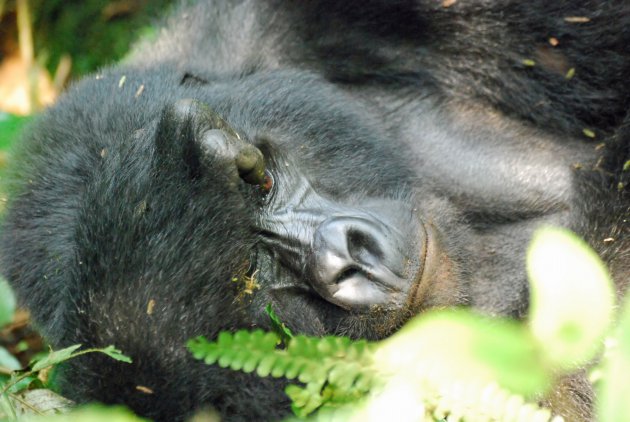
[193,71,417,197]
[55,67,416,200]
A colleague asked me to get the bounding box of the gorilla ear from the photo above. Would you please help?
[155,99,266,185]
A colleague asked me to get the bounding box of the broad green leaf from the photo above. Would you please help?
[598,294,630,421]
[0,278,16,327]
[375,310,550,397]
[31,345,82,372]
[0,346,21,371]
[354,377,426,422]
[527,227,615,369]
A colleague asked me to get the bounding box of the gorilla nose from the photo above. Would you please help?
[309,216,413,310]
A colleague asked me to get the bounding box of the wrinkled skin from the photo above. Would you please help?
[1,1,629,421]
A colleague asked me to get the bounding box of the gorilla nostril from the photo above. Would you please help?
[347,229,382,265]
[335,267,362,284]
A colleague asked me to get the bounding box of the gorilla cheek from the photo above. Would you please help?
[406,222,462,311]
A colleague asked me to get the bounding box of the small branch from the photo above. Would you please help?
[16,0,33,67]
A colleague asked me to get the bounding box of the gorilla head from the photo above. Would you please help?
[156,95,464,340]
[0,67,468,419]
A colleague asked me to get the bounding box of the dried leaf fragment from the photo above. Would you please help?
[564,16,591,23]
[135,84,145,98]
[147,299,156,315]
[136,385,154,394]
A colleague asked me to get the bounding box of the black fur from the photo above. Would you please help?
[1,1,629,421]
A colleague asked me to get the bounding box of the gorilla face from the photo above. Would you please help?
[1,68,464,356]
[147,71,463,340]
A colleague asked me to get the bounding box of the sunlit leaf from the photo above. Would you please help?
[598,294,630,421]
[527,227,615,369]
[0,346,20,372]
[376,310,551,397]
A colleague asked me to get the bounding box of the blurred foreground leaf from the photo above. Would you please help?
[528,227,615,369]
[598,293,630,421]
[376,310,550,397]
[0,278,16,327]
[0,113,32,149]
[19,404,147,422]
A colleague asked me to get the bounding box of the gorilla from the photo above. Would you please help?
[1,0,629,421]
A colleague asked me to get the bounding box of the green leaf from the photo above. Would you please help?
[99,346,132,364]
[265,304,294,344]
[270,357,291,378]
[328,361,361,391]
[376,310,551,397]
[527,227,615,369]
[0,393,16,419]
[31,345,82,372]
[0,278,16,327]
[0,113,31,150]
[6,374,37,394]
[17,404,149,421]
[255,354,276,377]
[190,329,377,416]
[598,294,630,421]
[286,383,324,417]
[0,346,21,371]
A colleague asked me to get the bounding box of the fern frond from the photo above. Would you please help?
[188,331,377,416]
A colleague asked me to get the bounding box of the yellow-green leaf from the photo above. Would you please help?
[527,227,614,369]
